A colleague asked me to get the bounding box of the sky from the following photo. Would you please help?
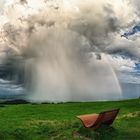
[0,1,139,73]
[0,0,140,101]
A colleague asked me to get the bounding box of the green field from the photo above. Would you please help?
[0,99,139,140]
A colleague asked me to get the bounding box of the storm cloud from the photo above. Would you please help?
[0,0,140,102]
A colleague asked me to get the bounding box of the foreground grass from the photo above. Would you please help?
[0,99,139,140]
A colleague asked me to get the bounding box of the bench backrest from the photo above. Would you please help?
[94,108,120,126]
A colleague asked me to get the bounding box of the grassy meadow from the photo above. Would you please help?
[0,98,139,140]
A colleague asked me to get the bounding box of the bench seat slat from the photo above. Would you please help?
[77,114,99,128]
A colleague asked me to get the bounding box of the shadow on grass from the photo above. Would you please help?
[76,125,117,140]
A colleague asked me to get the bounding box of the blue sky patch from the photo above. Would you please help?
[134,61,140,71]
[121,25,140,38]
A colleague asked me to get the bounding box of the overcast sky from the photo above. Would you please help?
[0,0,140,82]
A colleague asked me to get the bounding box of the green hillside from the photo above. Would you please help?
[0,99,139,140]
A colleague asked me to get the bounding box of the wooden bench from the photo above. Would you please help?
[77,109,120,130]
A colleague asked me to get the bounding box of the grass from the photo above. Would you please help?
[0,98,139,140]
